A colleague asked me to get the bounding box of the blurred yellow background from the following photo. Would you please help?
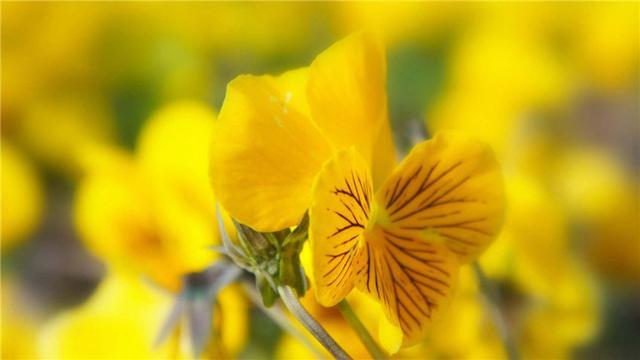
[1,2,638,359]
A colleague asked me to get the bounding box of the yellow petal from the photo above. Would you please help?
[378,312,403,354]
[137,101,216,219]
[74,155,183,292]
[307,32,388,165]
[1,141,44,250]
[137,101,218,273]
[375,132,505,262]
[210,69,332,232]
[371,111,398,189]
[356,224,458,347]
[309,148,373,306]
[38,271,174,359]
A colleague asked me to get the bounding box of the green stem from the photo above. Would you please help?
[241,282,324,359]
[338,300,387,360]
[278,286,352,360]
[473,262,519,360]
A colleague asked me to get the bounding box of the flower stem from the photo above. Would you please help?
[241,282,324,359]
[338,299,387,360]
[277,285,352,360]
[473,262,519,360]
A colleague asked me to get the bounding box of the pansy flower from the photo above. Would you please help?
[210,32,505,351]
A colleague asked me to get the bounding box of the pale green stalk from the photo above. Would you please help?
[338,299,387,360]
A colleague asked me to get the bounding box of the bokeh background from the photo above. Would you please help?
[1,2,638,359]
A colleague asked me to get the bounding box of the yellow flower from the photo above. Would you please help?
[427,11,572,156]
[479,175,602,358]
[554,148,640,282]
[520,259,600,359]
[334,2,463,46]
[39,271,177,359]
[570,2,639,93]
[211,33,505,352]
[74,101,220,292]
[1,140,44,250]
[72,102,249,356]
[13,94,115,178]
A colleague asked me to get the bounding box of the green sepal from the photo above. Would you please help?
[279,213,309,296]
[257,274,278,307]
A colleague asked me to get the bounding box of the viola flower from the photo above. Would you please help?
[210,32,505,352]
[73,102,249,356]
[75,102,221,292]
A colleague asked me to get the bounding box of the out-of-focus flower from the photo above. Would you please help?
[137,102,221,276]
[1,2,107,120]
[427,11,572,156]
[71,102,248,357]
[554,148,633,226]
[479,176,602,358]
[1,140,44,250]
[39,271,176,359]
[554,148,640,282]
[520,259,600,359]
[334,2,463,46]
[215,284,250,356]
[74,101,219,292]
[570,2,639,93]
[13,94,115,178]
[2,278,40,359]
[481,176,570,292]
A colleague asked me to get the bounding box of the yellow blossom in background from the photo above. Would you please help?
[13,94,115,178]
[39,271,248,359]
[481,176,570,293]
[571,2,639,93]
[428,14,572,156]
[38,271,176,359]
[554,148,633,225]
[74,102,219,292]
[554,149,640,282]
[1,278,40,359]
[137,102,221,275]
[1,141,44,250]
[334,2,464,46]
[478,175,602,358]
[215,284,250,357]
[520,260,600,359]
[70,101,249,357]
[1,2,108,121]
